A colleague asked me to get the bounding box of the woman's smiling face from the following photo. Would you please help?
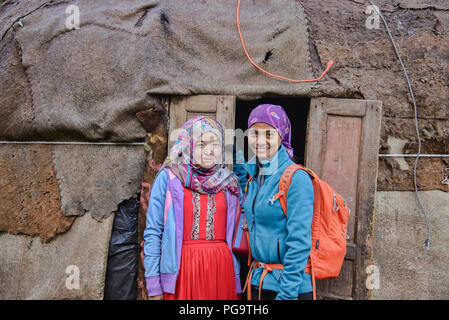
[248,122,282,161]
[192,131,222,169]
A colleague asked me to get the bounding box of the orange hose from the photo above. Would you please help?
[236,0,334,83]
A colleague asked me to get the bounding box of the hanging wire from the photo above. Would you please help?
[0,141,144,146]
[236,0,334,83]
[378,154,449,158]
[368,0,431,250]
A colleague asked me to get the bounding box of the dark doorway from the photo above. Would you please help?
[235,97,310,165]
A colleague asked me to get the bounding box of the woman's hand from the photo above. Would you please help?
[147,294,164,300]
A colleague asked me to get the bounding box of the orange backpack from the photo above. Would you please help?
[271,164,350,299]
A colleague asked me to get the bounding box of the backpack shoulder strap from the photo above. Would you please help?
[276,164,316,216]
[278,164,301,216]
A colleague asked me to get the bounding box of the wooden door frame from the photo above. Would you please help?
[306,97,382,300]
[167,95,236,168]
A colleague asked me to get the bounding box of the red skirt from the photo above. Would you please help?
[164,240,240,300]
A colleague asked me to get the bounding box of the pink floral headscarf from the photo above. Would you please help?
[162,116,239,195]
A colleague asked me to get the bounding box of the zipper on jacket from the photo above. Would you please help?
[249,177,261,260]
[276,239,283,281]
[250,178,259,232]
[277,238,281,263]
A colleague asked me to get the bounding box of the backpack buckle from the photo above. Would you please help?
[258,262,272,272]
[269,191,283,205]
[332,193,339,212]
[343,199,352,214]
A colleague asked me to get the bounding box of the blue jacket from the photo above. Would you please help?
[143,168,242,296]
[234,146,314,300]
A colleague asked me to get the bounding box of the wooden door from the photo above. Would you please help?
[306,97,382,300]
[168,95,236,167]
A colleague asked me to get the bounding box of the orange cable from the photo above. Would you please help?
[236,0,334,83]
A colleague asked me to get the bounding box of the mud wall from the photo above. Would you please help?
[301,0,448,299]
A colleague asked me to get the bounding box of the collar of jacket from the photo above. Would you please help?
[243,145,291,178]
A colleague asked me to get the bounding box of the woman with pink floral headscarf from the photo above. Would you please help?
[144,116,242,300]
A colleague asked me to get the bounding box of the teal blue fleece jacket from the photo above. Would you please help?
[234,146,314,300]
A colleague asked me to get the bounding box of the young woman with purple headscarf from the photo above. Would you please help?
[233,104,315,300]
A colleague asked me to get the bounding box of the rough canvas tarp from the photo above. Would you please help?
[52,144,146,221]
[0,0,314,142]
[373,190,449,299]
[0,213,114,299]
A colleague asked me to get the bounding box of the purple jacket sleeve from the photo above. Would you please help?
[143,170,168,296]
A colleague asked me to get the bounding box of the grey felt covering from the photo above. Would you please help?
[52,144,146,221]
[1,0,313,141]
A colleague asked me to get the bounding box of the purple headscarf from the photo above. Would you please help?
[248,104,294,158]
